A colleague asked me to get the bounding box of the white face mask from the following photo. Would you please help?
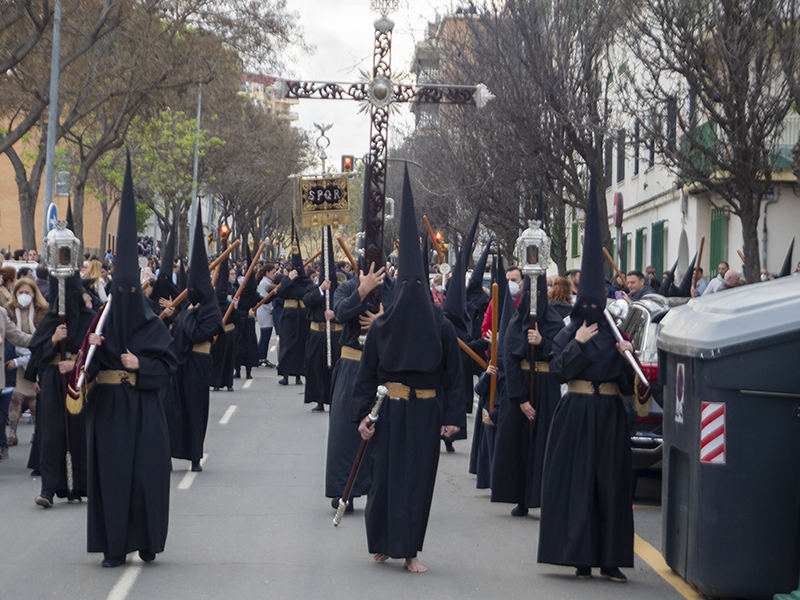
[435,285,444,293]
[17,293,32,308]
[760,274,768,281]
[508,281,520,297]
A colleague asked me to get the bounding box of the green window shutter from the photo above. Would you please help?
[635,227,646,271]
[651,221,665,276]
[571,222,580,258]
[709,208,728,277]
[621,232,631,272]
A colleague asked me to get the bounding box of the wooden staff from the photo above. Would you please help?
[337,236,358,271]
[693,236,705,288]
[423,215,445,265]
[158,240,240,320]
[211,264,220,287]
[603,247,627,286]
[489,282,498,411]
[221,241,267,325]
[458,337,488,370]
[251,250,322,312]
[737,249,746,266]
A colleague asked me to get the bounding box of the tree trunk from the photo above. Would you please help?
[5,145,46,252]
[739,187,761,283]
[551,188,567,275]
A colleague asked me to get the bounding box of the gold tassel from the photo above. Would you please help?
[66,370,94,415]
[635,373,653,417]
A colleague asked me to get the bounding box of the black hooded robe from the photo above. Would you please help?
[210,283,240,390]
[490,293,563,509]
[537,318,635,569]
[469,366,503,489]
[352,312,465,559]
[276,276,309,377]
[27,276,95,501]
[324,276,394,499]
[167,307,222,461]
[85,298,177,558]
[302,282,341,405]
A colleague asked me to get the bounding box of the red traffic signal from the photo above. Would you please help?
[434,231,443,243]
[342,155,354,172]
[220,224,230,236]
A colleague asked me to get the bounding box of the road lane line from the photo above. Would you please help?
[106,561,142,600]
[634,534,704,600]
[219,405,237,424]
[177,453,208,490]
[243,379,252,389]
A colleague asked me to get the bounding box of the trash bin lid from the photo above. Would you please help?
[657,276,800,358]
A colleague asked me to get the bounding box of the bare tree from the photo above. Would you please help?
[624,0,795,282]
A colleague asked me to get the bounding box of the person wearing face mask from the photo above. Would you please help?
[5,278,48,448]
[480,267,523,338]
[0,266,17,308]
[537,178,635,583]
[430,274,445,307]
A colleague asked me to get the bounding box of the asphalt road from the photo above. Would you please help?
[0,356,691,600]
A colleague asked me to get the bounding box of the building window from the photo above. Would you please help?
[617,129,626,183]
[633,121,640,175]
[665,98,677,154]
[635,227,647,271]
[604,138,613,188]
[571,221,580,258]
[709,208,728,278]
[55,170,70,196]
[651,220,667,277]
[621,232,631,272]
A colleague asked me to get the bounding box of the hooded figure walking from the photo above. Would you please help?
[276,218,310,386]
[166,207,223,471]
[537,176,635,582]
[84,155,177,568]
[209,251,240,392]
[352,166,465,573]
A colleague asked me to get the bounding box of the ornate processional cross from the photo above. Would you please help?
[273,0,493,308]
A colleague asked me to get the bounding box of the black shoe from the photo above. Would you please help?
[35,495,53,508]
[233,371,241,379]
[67,494,82,504]
[331,497,341,510]
[444,440,455,453]
[576,567,592,579]
[295,376,303,385]
[227,386,234,392]
[311,403,324,412]
[278,376,288,385]
[600,567,627,582]
[264,360,276,368]
[213,387,221,391]
[511,504,529,517]
[191,461,203,472]
[102,554,126,568]
[138,549,156,562]
[345,498,354,513]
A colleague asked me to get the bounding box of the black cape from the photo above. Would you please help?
[276,276,310,376]
[302,282,341,405]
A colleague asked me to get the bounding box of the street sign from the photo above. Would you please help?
[46,203,59,232]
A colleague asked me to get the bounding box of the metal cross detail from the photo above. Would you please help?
[272,2,493,308]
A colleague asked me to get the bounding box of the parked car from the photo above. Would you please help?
[613,294,689,482]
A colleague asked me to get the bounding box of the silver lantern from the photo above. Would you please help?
[515,218,551,318]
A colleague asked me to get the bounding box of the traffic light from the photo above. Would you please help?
[342,155,354,172]
[207,232,213,243]
[220,223,230,237]
[434,231,443,244]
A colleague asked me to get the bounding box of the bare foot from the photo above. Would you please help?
[404,557,427,573]
[373,553,389,562]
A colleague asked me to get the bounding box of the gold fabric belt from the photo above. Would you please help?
[96,370,137,386]
[224,323,236,333]
[520,360,550,372]
[310,322,342,332]
[283,299,306,309]
[383,382,436,400]
[567,380,620,396]
[49,353,73,365]
[340,346,362,362]
[192,341,211,354]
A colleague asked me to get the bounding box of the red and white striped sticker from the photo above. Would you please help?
[700,402,726,464]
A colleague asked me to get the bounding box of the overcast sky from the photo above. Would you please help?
[285,0,454,174]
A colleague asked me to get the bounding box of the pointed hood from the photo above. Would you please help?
[238,243,259,312]
[214,251,230,308]
[495,269,517,357]
[290,216,304,271]
[779,237,795,278]
[442,237,468,337]
[677,253,697,296]
[494,252,507,326]
[176,258,187,293]
[422,233,430,285]
[573,174,607,323]
[186,205,216,308]
[468,237,492,294]
[102,151,161,361]
[659,257,679,296]
[464,210,480,267]
[371,165,441,372]
[66,197,74,233]
[150,218,179,306]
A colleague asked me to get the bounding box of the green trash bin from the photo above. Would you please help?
[658,276,800,599]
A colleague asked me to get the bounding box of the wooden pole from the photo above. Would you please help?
[693,237,705,288]
[457,337,488,370]
[336,236,358,271]
[221,241,267,325]
[423,215,444,265]
[603,247,627,287]
[251,250,322,312]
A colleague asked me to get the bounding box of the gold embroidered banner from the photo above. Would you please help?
[299,175,350,227]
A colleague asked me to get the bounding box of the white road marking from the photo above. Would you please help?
[243,379,252,389]
[219,405,237,424]
[106,560,142,600]
[177,453,208,490]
